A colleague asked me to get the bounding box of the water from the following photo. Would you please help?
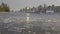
[0,12,60,34]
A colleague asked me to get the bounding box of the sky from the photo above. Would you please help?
[0,0,60,11]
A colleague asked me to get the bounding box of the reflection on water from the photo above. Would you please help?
[0,12,60,34]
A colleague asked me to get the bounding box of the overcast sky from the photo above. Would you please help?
[0,0,60,11]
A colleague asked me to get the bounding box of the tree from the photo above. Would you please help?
[44,4,47,9]
[47,6,52,10]
[54,6,60,13]
[31,7,36,10]
[51,5,55,10]
[0,2,10,12]
[38,5,43,13]
[42,4,47,13]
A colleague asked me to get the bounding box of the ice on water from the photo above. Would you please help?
[0,12,60,31]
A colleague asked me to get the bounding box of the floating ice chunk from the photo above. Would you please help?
[48,20,52,22]
[3,17,13,23]
[3,18,10,23]
[27,13,30,16]
[33,32,36,34]
[3,16,25,23]
[45,32,51,34]
[20,28,25,30]
[26,17,30,22]
[43,23,46,25]
[53,21,56,22]
[52,27,55,30]
[28,31,31,33]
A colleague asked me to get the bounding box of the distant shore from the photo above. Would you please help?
[0,12,9,13]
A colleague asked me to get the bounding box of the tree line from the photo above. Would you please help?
[0,2,10,12]
[38,4,60,13]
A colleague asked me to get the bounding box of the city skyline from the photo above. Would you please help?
[0,0,60,11]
